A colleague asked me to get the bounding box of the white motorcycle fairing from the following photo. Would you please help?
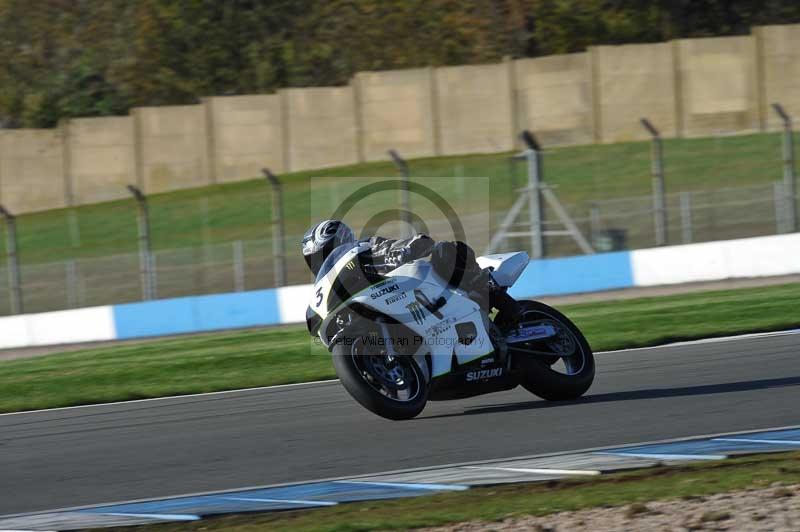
[356,261,494,378]
[308,243,494,380]
[476,252,529,287]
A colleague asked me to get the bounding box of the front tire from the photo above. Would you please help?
[507,300,595,401]
[332,336,429,420]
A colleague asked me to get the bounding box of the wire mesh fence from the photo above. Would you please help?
[0,237,302,315]
[585,183,793,252]
[0,128,797,317]
[0,181,792,317]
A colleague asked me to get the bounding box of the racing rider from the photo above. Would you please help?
[301,219,520,329]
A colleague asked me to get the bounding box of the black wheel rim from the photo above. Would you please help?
[350,337,422,402]
[508,310,586,376]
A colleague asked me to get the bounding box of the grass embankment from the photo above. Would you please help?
[1,282,798,414]
[5,132,784,264]
[93,451,800,532]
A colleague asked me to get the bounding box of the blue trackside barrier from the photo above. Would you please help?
[0,233,798,347]
[111,251,636,341]
[113,289,281,340]
[508,251,634,299]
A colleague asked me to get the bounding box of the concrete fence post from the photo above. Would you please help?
[59,120,75,207]
[131,109,146,190]
[641,118,668,246]
[671,40,685,138]
[428,67,442,156]
[772,103,797,232]
[588,47,603,144]
[351,76,366,163]
[262,169,287,287]
[505,57,520,150]
[0,205,23,314]
[279,90,292,173]
[753,27,768,132]
[202,98,218,185]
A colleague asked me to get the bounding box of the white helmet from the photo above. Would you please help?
[301,220,355,275]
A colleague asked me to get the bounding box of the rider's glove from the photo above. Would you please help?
[406,234,434,258]
[385,248,410,267]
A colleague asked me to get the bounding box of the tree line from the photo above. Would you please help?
[1,0,798,128]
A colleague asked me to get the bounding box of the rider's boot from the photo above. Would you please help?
[464,267,492,311]
[467,268,522,332]
[491,288,522,332]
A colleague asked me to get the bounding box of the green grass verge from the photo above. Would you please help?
[4,131,786,265]
[1,282,798,414]
[93,451,800,532]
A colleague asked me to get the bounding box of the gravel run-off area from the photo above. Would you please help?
[421,483,799,532]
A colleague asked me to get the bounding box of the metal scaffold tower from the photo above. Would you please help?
[486,131,594,258]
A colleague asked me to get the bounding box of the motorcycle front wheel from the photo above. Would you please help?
[332,336,429,420]
[509,300,595,401]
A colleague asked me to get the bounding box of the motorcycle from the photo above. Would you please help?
[306,241,595,420]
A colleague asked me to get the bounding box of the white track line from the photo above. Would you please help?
[0,378,338,417]
[602,328,800,354]
[463,466,600,476]
[712,437,800,445]
[335,480,468,491]
[101,512,200,521]
[597,452,726,461]
[224,497,336,506]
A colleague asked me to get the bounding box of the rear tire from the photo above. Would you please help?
[332,337,429,420]
[509,300,595,401]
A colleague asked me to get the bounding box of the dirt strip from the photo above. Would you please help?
[421,483,799,532]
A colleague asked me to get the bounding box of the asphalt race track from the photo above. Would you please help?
[2,332,799,516]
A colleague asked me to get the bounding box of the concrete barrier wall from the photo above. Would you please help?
[355,68,437,160]
[0,129,66,212]
[284,87,359,172]
[66,117,136,204]
[514,53,593,146]
[435,62,514,154]
[113,290,280,339]
[2,232,798,348]
[758,24,800,129]
[631,233,800,286]
[0,306,115,349]
[592,43,678,142]
[677,36,760,136]
[133,105,210,194]
[206,95,286,181]
[1,24,800,213]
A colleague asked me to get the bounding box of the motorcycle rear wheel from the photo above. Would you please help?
[332,336,429,420]
[509,300,595,401]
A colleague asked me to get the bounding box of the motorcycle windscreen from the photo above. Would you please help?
[314,244,358,283]
[317,244,385,315]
